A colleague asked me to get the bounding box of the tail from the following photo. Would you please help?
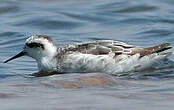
[145,43,172,53]
[140,43,172,57]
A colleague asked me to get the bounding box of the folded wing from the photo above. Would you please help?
[64,40,172,57]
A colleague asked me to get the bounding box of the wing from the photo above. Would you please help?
[64,40,135,55]
[64,40,172,57]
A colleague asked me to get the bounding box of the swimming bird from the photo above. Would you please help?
[4,35,173,75]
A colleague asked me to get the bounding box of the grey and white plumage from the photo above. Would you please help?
[4,35,173,75]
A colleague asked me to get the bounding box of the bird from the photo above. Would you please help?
[4,35,173,75]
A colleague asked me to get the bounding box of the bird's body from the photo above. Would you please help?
[4,35,173,75]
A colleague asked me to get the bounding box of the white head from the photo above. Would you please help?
[25,35,57,60]
[4,35,58,71]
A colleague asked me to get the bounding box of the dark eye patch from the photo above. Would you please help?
[26,43,44,49]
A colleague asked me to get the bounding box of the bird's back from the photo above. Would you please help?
[57,40,173,74]
[62,40,172,57]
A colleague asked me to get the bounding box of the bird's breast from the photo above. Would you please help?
[60,53,117,73]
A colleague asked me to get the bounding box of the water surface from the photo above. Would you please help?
[1,0,174,110]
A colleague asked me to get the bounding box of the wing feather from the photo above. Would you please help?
[64,40,135,55]
[63,41,172,57]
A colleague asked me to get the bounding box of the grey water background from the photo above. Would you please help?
[1,0,174,110]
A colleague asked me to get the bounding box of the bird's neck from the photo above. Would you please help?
[37,46,58,72]
[36,46,72,72]
[37,56,56,72]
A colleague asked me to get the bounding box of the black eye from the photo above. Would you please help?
[26,43,44,49]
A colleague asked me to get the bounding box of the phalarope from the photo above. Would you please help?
[4,35,173,74]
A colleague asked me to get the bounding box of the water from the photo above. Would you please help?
[0,0,174,109]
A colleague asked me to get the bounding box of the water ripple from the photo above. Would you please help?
[0,5,19,14]
[111,5,158,13]
[139,29,173,37]
[14,18,84,30]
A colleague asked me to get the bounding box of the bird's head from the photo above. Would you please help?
[4,35,57,63]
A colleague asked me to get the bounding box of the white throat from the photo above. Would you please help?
[37,45,58,71]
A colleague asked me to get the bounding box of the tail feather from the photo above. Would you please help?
[135,43,172,57]
[145,43,172,53]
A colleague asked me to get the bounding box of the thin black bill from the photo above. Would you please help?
[4,51,26,63]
